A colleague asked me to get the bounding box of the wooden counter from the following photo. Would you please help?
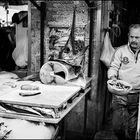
[0,77,92,124]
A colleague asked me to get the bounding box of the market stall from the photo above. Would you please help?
[0,71,91,139]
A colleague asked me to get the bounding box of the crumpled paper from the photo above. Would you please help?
[0,122,12,139]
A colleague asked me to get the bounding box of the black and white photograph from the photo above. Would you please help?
[0,0,140,139]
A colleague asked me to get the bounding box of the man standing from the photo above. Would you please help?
[108,24,140,140]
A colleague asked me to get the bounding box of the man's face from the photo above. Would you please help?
[128,28,140,50]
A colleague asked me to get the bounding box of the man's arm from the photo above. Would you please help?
[109,75,117,80]
[107,49,122,80]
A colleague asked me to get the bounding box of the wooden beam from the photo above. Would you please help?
[88,2,95,77]
[27,1,32,75]
[40,2,46,67]
[86,0,103,134]
[29,0,41,11]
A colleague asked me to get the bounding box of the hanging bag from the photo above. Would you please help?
[100,31,115,67]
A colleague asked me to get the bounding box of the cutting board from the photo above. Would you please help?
[0,84,81,109]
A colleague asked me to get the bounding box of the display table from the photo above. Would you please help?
[0,77,92,139]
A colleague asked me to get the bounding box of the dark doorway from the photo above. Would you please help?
[110,1,140,47]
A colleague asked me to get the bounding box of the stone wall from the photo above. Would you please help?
[30,1,89,74]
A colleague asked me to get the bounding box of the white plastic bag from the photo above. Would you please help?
[12,23,28,67]
[100,32,115,67]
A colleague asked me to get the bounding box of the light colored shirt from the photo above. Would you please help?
[108,44,140,104]
[108,44,140,89]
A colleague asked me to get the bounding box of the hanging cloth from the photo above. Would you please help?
[100,31,115,67]
[12,23,28,67]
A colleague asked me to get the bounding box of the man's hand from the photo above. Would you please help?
[109,76,117,81]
